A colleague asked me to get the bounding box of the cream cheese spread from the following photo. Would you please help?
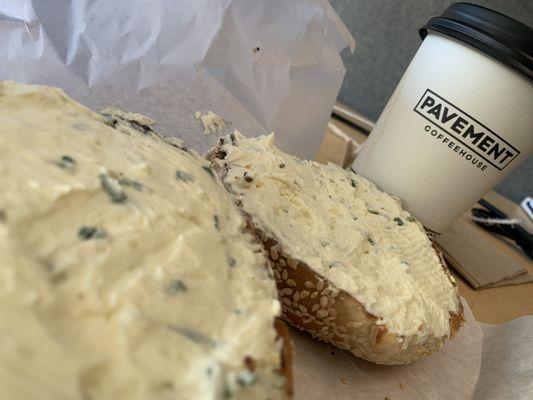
[213,132,461,340]
[195,111,226,135]
[0,82,284,400]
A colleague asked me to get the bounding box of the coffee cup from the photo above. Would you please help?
[353,3,533,233]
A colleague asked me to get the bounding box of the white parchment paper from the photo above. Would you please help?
[293,300,482,399]
[292,300,533,399]
[0,0,354,158]
[474,318,533,400]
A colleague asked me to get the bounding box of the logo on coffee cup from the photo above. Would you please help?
[414,89,519,171]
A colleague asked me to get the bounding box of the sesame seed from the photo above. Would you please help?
[338,333,350,341]
[328,296,335,305]
[299,305,308,313]
[316,280,324,291]
[281,270,288,280]
[310,291,319,299]
[279,258,287,267]
[300,290,310,299]
[304,281,314,289]
[312,304,320,312]
[320,296,328,308]
[321,287,331,296]
[302,317,315,324]
[287,258,299,270]
[273,270,281,280]
[316,309,329,318]
[283,298,291,306]
[286,279,296,287]
[337,342,351,350]
[338,326,348,333]
[281,288,293,295]
[270,249,279,260]
[292,292,300,301]
[329,309,338,317]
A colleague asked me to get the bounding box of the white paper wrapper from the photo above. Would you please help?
[292,300,533,399]
[292,300,482,399]
[474,318,533,400]
[0,0,354,158]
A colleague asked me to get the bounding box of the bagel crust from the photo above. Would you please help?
[252,227,462,365]
[209,132,463,365]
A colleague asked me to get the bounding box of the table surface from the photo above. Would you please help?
[319,116,533,325]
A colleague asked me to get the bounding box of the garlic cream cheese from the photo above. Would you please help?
[0,82,285,400]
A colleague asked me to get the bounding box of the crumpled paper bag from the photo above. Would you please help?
[0,0,354,158]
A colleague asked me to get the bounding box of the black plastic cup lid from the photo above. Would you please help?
[420,2,533,84]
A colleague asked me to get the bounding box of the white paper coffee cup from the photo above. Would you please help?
[353,3,533,233]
